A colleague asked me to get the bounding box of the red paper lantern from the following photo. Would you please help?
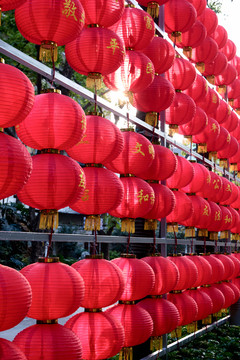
[67,114,123,164]
[166,190,193,232]
[227,79,240,102]
[17,153,85,229]
[198,7,218,35]
[185,255,213,287]
[221,39,237,61]
[192,116,220,153]
[195,87,220,117]
[70,167,124,230]
[215,63,237,87]
[203,254,225,284]
[14,324,82,360]
[167,291,197,326]
[137,145,177,181]
[165,57,196,91]
[181,162,210,194]
[20,258,84,320]
[15,0,85,61]
[228,254,240,279]
[206,201,222,239]
[212,254,235,281]
[183,74,208,102]
[142,256,179,295]
[79,0,124,27]
[106,303,153,348]
[16,92,86,150]
[222,110,239,132]
[210,25,228,49]
[0,0,26,11]
[212,283,235,309]
[142,35,175,74]
[197,171,222,202]
[164,0,197,37]
[65,27,125,89]
[207,126,229,159]
[166,155,195,189]
[104,130,155,176]
[111,256,155,301]
[214,99,230,124]
[217,135,239,168]
[0,132,32,200]
[169,20,206,51]
[230,56,240,76]
[186,288,213,322]
[0,62,34,128]
[186,0,206,15]
[0,264,32,331]
[168,255,198,291]
[110,7,155,50]
[178,106,208,137]
[71,256,124,309]
[203,52,228,80]
[231,119,240,142]
[103,50,154,93]
[131,74,175,126]
[201,286,225,315]
[190,36,218,71]
[225,282,240,304]
[0,338,27,360]
[218,205,233,239]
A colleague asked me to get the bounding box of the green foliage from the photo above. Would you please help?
[208,0,222,13]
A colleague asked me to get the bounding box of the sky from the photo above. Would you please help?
[217,0,240,56]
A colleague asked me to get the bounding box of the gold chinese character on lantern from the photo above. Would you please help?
[78,173,85,188]
[227,134,231,143]
[144,15,153,30]
[81,115,86,131]
[62,0,77,21]
[150,193,155,205]
[203,205,209,216]
[148,144,154,159]
[76,134,89,145]
[226,184,232,192]
[213,179,220,190]
[81,189,89,201]
[224,215,231,223]
[146,62,154,79]
[215,210,221,221]
[212,94,217,104]
[107,39,120,55]
[211,123,218,132]
[131,142,145,156]
[137,189,149,204]
[207,175,211,184]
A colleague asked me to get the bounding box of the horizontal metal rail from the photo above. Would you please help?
[141,315,230,359]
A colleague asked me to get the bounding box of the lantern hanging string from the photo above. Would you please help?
[93,229,98,256]
[214,237,218,253]
[153,229,156,255]
[127,112,130,129]
[94,88,97,113]
[204,236,206,254]
[173,228,178,254]
[50,51,56,87]
[126,232,131,255]
[46,226,54,258]
[235,239,238,252]
[190,235,193,254]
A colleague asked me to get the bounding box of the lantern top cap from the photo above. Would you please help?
[85,254,104,259]
[120,253,136,258]
[38,257,59,263]
[0,58,5,64]
[41,89,61,94]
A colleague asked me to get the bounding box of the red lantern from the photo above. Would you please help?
[137,0,170,19]
[131,74,175,126]
[221,110,239,132]
[70,166,124,230]
[214,99,230,124]
[207,126,229,160]
[138,297,180,346]
[142,256,179,295]
[165,92,196,133]
[142,35,175,74]
[217,135,239,169]
[110,7,155,50]
[0,264,32,331]
[195,87,220,117]
[212,282,235,309]
[67,114,123,164]
[17,153,85,229]
[225,282,240,304]
[165,56,196,91]
[228,253,240,279]
[190,37,218,72]
[231,119,240,142]
[104,130,155,176]
[197,171,222,202]
[201,286,225,316]
[167,291,197,328]
[106,303,153,350]
[192,116,220,153]
[0,62,34,128]
[169,20,206,52]
[183,74,208,103]
[230,56,240,76]
[72,256,125,309]
[185,254,213,287]
[181,162,210,194]
[210,25,228,49]
[137,145,177,181]
[111,256,155,301]
[186,288,213,323]
[164,0,197,38]
[0,132,32,200]
[168,255,198,291]
[20,258,84,321]
[16,92,86,150]
[79,0,124,27]
[178,106,208,137]
[219,205,233,239]
[14,323,83,360]
[227,79,240,103]
[65,27,125,89]
[215,63,237,88]
[203,254,225,284]
[186,0,206,16]
[206,201,222,240]
[15,0,85,61]
[166,190,193,232]
[212,254,235,281]
[166,155,195,189]
[0,0,26,12]
[216,177,233,204]
[103,50,154,94]
[221,39,237,61]
[203,52,228,82]
[198,7,218,35]
[0,338,27,360]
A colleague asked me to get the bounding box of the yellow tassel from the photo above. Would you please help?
[202,315,212,325]
[39,210,58,230]
[167,223,179,233]
[220,231,229,239]
[231,233,238,241]
[84,215,101,231]
[183,136,192,146]
[230,163,238,172]
[228,99,234,107]
[217,85,226,97]
[171,327,182,338]
[145,112,158,127]
[187,322,198,333]
[121,218,135,233]
[183,46,192,59]
[168,124,179,137]
[213,311,222,319]
[147,2,159,18]
[171,31,182,42]
[221,308,227,315]
[197,143,207,153]
[209,152,218,161]
[198,229,208,237]
[144,219,158,230]
[39,41,58,62]
[119,347,133,360]
[219,159,228,169]
[86,73,102,90]
[185,227,195,238]
[150,336,163,351]
[236,108,240,116]
[206,75,215,85]
[209,232,218,240]
[196,62,205,73]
